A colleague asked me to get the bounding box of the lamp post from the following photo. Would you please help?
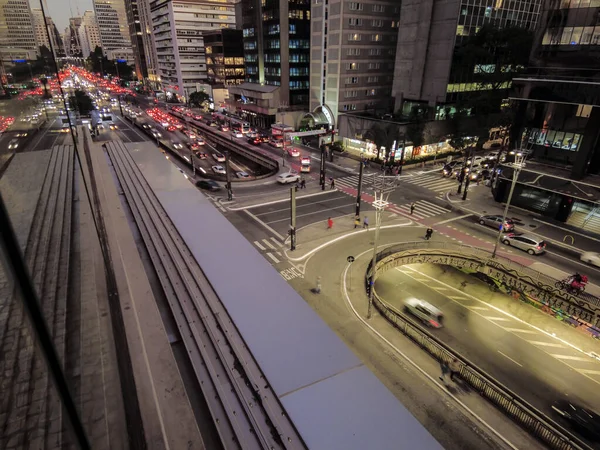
[491,151,526,259]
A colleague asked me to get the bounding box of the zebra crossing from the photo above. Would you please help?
[334,173,380,190]
[400,173,459,195]
[388,200,451,220]
[253,237,285,264]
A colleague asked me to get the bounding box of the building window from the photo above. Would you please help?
[264,54,281,63]
[368,48,381,56]
[577,104,592,118]
[289,9,303,19]
[368,63,380,70]
[348,33,361,41]
[347,48,361,56]
[289,53,309,62]
[349,18,363,26]
[372,4,384,12]
[244,41,256,50]
[345,77,359,84]
[243,28,254,37]
[343,104,357,111]
[367,76,379,83]
[289,39,309,48]
[345,90,358,98]
[349,2,363,11]
[371,34,381,42]
[346,62,358,70]
[266,39,280,49]
[366,89,376,96]
[372,20,383,27]
[267,24,280,35]
[289,24,296,34]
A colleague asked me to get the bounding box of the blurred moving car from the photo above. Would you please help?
[171,140,183,149]
[277,172,300,184]
[193,151,207,159]
[236,171,250,178]
[478,215,515,232]
[502,233,546,255]
[213,153,226,163]
[212,165,226,175]
[552,400,600,442]
[287,147,300,157]
[403,298,444,328]
[581,252,600,268]
[247,135,262,145]
[196,180,220,191]
[8,139,19,150]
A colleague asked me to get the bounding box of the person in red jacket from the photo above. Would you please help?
[327,217,333,230]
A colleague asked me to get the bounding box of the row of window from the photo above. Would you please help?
[526,128,583,151]
[344,89,378,98]
[345,76,383,84]
[347,33,396,42]
[346,62,390,70]
[558,0,600,9]
[348,3,399,13]
[245,53,310,64]
[542,26,600,45]
[263,10,310,21]
[348,18,396,27]
[289,80,309,90]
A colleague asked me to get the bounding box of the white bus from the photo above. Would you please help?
[212,112,250,134]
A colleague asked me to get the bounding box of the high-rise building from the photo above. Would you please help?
[67,17,83,56]
[78,11,102,58]
[506,0,600,231]
[149,0,237,97]
[138,0,158,86]
[93,0,133,56]
[0,0,38,64]
[309,0,401,128]
[203,29,245,104]
[392,0,542,119]
[31,9,64,56]
[123,0,148,80]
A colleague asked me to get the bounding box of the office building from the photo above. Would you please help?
[233,0,310,127]
[308,0,400,128]
[137,0,159,87]
[123,0,148,80]
[93,0,133,55]
[505,0,600,232]
[203,29,245,105]
[149,0,237,98]
[392,0,542,119]
[31,9,63,55]
[0,0,37,64]
[66,17,83,57]
[78,11,102,58]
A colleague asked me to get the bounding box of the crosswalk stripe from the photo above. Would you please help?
[254,240,266,251]
[266,252,280,264]
[270,237,283,247]
[263,239,277,250]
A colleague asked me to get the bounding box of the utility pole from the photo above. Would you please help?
[456,147,470,194]
[191,151,196,178]
[290,187,297,250]
[355,160,364,217]
[462,151,476,200]
[319,144,326,190]
[397,135,406,175]
[225,150,233,201]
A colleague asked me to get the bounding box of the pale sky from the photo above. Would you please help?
[30,0,94,31]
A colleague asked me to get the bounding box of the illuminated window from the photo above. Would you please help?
[348,33,361,41]
[371,34,381,42]
[346,63,358,70]
[346,77,359,84]
[366,89,376,96]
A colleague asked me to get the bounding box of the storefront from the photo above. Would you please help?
[343,137,460,162]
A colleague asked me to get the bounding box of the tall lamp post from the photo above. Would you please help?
[491,151,526,259]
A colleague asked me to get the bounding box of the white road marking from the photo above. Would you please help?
[244,209,286,241]
[266,252,280,264]
[230,189,338,210]
[270,237,283,246]
[266,203,356,224]
[468,306,489,311]
[447,296,470,301]
[527,341,565,348]
[498,351,523,367]
[578,369,600,376]
[504,328,538,334]
[432,287,450,291]
[262,239,277,250]
[253,240,266,251]
[483,316,511,322]
[552,354,596,362]
[434,214,472,225]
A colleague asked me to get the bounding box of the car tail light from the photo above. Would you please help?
[429,319,440,328]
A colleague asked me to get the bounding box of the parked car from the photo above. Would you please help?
[403,298,444,328]
[478,215,515,232]
[196,180,220,191]
[277,172,301,184]
[552,400,600,442]
[212,165,226,175]
[502,233,546,255]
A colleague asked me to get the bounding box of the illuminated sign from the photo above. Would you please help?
[12,59,26,63]
[116,59,127,63]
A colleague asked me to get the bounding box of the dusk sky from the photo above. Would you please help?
[32,0,94,31]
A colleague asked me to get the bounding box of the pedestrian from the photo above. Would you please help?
[330,178,335,189]
[439,360,450,382]
[410,202,416,215]
[300,178,306,189]
[354,215,360,229]
[363,216,369,229]
[315,276,322,294]
[449,358,460,381]
[327,217,333,230]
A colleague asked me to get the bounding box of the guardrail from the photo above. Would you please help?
[170,111,279,172]
[370,290,588,450]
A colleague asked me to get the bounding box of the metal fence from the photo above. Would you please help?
[371,292,588,450]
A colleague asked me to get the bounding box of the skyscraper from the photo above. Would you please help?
[0,0,38,64]
[93,0,133,53]
[123,0,148,80]
[78,11,102,58]
[31,9,64,56]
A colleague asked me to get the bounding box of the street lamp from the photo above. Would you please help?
[491,151,526,259]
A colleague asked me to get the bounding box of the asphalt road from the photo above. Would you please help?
[376,266,600,448]
[244,189,373,236]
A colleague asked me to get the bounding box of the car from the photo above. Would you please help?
[270,138,284,148]
[194,151,208,159]
[150,129,162,138]
[171,141,183,149]
[231,130,244,138]
[194,114,202,120]
[207,120,218,127]
[108,123,118,130]
[15,132,28,137]
[220,125,229,132]
[8,139,19,149]
[196,137,205,146]
[141,123,151,130]
[403,298,444,328]
[247,136,261,145]
[552,400,600,441]
[478,215,514,232]
[188,142,200,151]
[247,132,258,138]
[196,180,220,191]
[502,233,546,255]
[277,172,301,184]
[213,153,226,163]
[167,125,177,132]
[259,133,270,143]
[466,156,486,166]
[287,147,300,157]
[441,163,459,177]
[469,168,490,181]
[212,165,226,175]
[581,252,600,268]
[236,171,250,178]
[183,129,197,139]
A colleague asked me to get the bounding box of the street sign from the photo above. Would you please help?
[347,256,355,263]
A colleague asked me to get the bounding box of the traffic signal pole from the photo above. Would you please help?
[355,160,364,217]
[290,187,297,251]
[320,144,326,190]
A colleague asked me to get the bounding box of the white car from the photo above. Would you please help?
[213,153,226,163]
[277,172,300,184]
[287,147,300,157]
[212,165,226,175]
[581,252,600,268]
[231,131,244,138]
[466,156,485,166]
[236,171,250,178]
[196,137,205,146]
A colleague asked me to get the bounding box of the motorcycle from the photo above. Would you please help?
[555,275,588,295]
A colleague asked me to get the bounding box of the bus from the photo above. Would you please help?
[212,112,250,134]
[271,123,294,137]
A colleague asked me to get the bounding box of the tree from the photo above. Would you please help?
[68,89,94,115]
[189,90,210,107]
[453,25,533,149]
[405,105,428,149]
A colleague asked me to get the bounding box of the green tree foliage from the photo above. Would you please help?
[68,89,94,115]
[188,90,210,107]
[453,24,533,148]
[405,105,428,148]
[87,46,134,82]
